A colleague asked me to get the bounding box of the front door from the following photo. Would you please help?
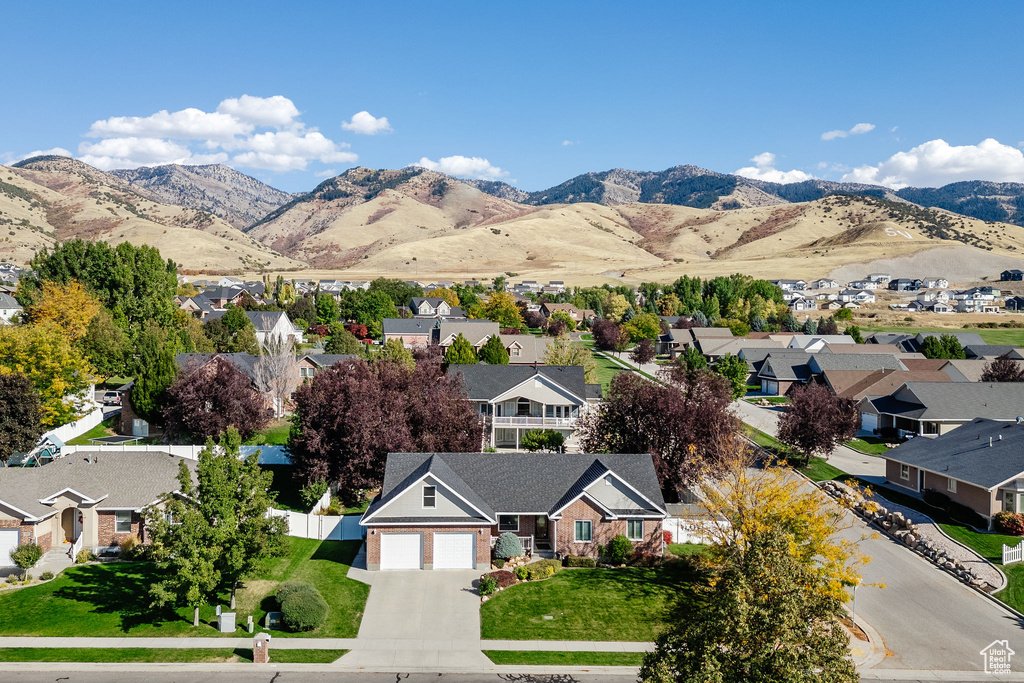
[535,516,548,540]
[61,508,76,543]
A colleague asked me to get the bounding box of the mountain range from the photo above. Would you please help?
[3,156,1024,283]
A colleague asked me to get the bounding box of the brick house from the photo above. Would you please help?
[883,418,1024,528]
[0,451,195,566]
[360,452,666,570]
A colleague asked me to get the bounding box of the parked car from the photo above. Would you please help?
[101,391,121,406]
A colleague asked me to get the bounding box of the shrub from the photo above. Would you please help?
[487,569,518,589]
[663,530,673,544]
[995,512,1024,536]
[514,566,529,581]
[494,532,523,559]
[525,559,562,581]
[279,583,329,632]
[119,534,144,560]
[492,558,506,569]
[605,534,634,565]
[277,581,316,602]
[300,478,330,510]
[564,555,596,568]
[479,575,498,596]
[520,429,565,453]
[75,549,94,564]
[40,571,54,581]
[628,552,661,568]
[4,575,16,585]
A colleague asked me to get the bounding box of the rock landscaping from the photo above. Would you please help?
[819,480,1001,591]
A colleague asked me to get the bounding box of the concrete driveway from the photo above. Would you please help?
[339,569,491,668]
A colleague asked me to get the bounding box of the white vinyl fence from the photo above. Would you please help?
[268,509,365,541]
[663,517,730,545]
[1003,542,1024,566]
[45,403,105,445]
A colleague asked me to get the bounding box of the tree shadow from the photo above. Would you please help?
[53,562,183,633]
[310,539,361,565]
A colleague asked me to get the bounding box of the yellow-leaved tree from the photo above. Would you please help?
[427,287,460,308]
[0,323,96,427]
[27,280,100,342]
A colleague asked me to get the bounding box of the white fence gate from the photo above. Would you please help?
[268,509,365,541]
[1003,542,1024,566]
[663,517,730,545]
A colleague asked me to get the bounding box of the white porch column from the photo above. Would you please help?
[515,429,520,450]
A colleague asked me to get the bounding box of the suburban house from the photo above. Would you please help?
[868,273,892,283]
[757,351,813,395]
[500,334,552,364]
[820,368,952,401]
[245,311,302,346]
[806,353,908,378]
[447,364,601,449]
[839,289,876,304]
[888,278,923,292]
[359,452,667,570]
[699,337,784,362]
[922,277,949,289]
[383,318,437,348]
[859,382,1024,436]
[1000,269,1024,281]
[663,327,736,357]
[539,303,594,325]
[789,296,817,312]
[410,297,465,318]
[0,451,194,566]
[848,280,879,290]
[298,353,358,380]
[811,278,840,289]
[0,292,22,323]
[888,332,987,354]
[436,320,501,349]
[769,279,807,292]
[1006,296,1024,312]
[786,334,857,353]
[882,418,1024,528]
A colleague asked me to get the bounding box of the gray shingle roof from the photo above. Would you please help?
[963,345,1020,359]
[0,293,22,309]
[0,452,196,520]
[300,354,357,367]
[382,318,437,335]
[808,354,906,373]
[884,418,1024,489]
[757,351,813,381]
[364,452,665,522]
[176,353,259,381]
[448,365,587,401]
[246,310,288,332]
[868,382,1024,421]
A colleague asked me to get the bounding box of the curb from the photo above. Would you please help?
[0,661,642,675]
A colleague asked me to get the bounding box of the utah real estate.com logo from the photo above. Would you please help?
[980,640,1014,674]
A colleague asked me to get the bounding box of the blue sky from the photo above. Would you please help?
[3,1,1024,192]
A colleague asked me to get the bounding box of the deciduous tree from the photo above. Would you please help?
[289,359,481,502]
[981,354,1024,382]
[481,291,524,329]
[315,293,339,325]
[544,338,598,384]
[445,333,478,365]
[325,324,361,354]
[163,357,269,443]
[428,287,460,307]
[0,373,43,465]
[712,353,749,399]
[378,338,415,369]
[777,382,859,465]
[26,280,99,342]
[602,293,630,323]
[679,346,707,372]
[629,338,656,365]
[622,312,661,342]
[253,338,300,418]
[591,320,624,353]
[920,333,966,360]
[79,309,129,380]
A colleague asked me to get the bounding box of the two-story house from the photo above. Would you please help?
[410,297,465,318]
[448,365,602,449]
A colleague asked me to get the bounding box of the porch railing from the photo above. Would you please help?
[491,417,576,428]
[69,533,83,560]
[491,534,534,555]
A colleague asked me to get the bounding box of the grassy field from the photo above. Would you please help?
[484,650,645,666]
[480,563,697,641]
[666,543,708,558]
[245,420,291,446]
[744,396,789,405]
[0,539,367,638]
[845,437,891,456]
[798,457,848,482]
[861,326,1024,346]
[591,352,627,392]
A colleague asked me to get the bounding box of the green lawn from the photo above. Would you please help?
[743,425,786,453]
[666,543,708,558]
[484,650,645,666]
[245,420,291,446]
[860,326,1024,346]
[0,539,368,638]
[262,464,305,512]
[66,415,119,445]
[481,563,698,641]
[591,352,627,392]
[0,647,345,663]
[845,437,891,456]
[744,396,789,405]
[799,457,848,483]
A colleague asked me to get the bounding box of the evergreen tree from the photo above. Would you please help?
[478,334,510,365]
[130,324,177,423]
[445,333,478,365]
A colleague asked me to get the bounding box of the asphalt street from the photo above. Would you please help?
[0,672,639,683]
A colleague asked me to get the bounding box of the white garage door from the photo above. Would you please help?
[380,532,422,570]
[433,532,475,569]
[861,413,878,433]
[0,530,20,567]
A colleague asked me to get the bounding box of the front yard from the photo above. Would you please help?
[0,539,367,638]
[480,560,700,642]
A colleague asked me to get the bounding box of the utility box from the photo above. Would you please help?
[217,611,236,633]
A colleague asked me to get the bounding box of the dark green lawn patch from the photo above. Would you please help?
[262,464,305,512]
[744,396,789,405]
[246,421,291,446]
[481,563,698,641]
[666,543,708,558]
[799,457,847,483]
[484,650,645,666]
[0,539,367,639]
[0,648,254,663]
[67,415,120,445]
[270,649,347,663]
[845,437,891,456]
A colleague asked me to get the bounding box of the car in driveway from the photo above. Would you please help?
[100,391,121,406]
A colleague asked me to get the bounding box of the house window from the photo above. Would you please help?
[114,511,132,534]
[517,398,531,416]
[627,520,643,541]
[498,515,519,532]
[510,347,521,357]
[1005,491,1016,513]
[574,520,592,542]
[300,367,315,378]
[423,485,436,509]
[947,478,957,494]
[900,464,910,480]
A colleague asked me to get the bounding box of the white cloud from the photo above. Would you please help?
[341,111,392,135]
[821,122,876,141]
[890,126,899,133]
[216,95,300,128]
[561,140,577,146]
[2,147,73,164]
[841,138,1024,188]
[77,95,357,173]
[734,152,814,184]
[414,155,508,180]
[314,168,337,178]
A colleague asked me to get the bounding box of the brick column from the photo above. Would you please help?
[253,633,270,664]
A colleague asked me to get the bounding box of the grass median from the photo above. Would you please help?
[484,650,646,666]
